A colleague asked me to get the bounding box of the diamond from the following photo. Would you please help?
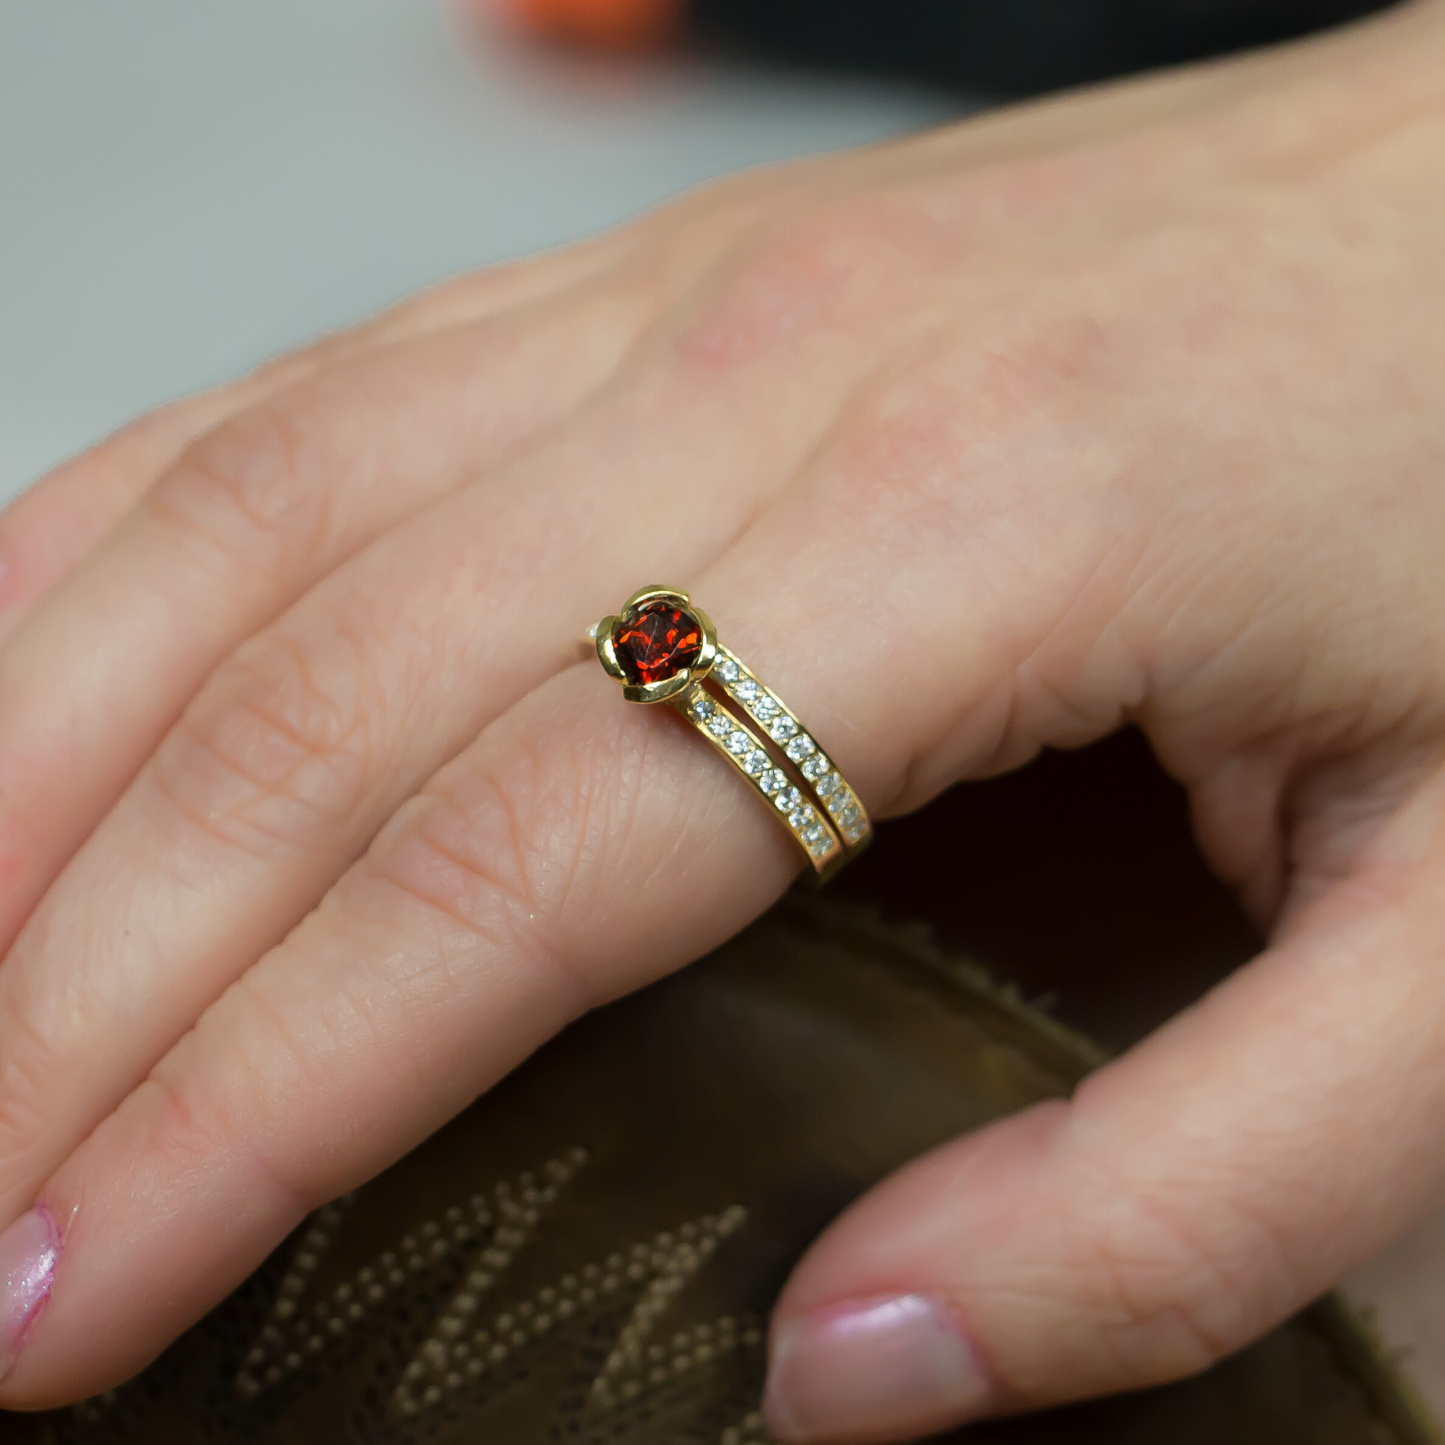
[741,749,769,776]
[613,602,702,686]
[837,803,861,827]
[784,734,815,762]
[758,770,787,796]
[731,679,760,703]
[725,730,749,755]
[707,714,732,739]
[815,772,842,798]
[843,821,868,844]
[801,753,830,781]
[715,659,741,683]
[775,787,804,814]
[788,806,813,831]
[750,697,779,721]
[768,716,798,742]
[804,823,829,848]
[691,696,714,721]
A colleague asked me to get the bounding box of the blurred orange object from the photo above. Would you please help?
[492,0,683,50]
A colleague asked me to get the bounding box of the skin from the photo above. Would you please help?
[0,0,1443,1432]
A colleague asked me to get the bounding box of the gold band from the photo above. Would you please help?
[592,586,872,883]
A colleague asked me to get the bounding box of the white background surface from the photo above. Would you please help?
[2,0,1442,1427]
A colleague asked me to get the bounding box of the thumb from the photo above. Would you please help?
[763,765,1445,1443]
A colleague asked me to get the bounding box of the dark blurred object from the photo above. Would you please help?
[831,727,1261,1052]
[490,0,1403,94]
[691,0,1403,95]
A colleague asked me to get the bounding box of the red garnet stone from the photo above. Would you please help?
[613,601,703,686]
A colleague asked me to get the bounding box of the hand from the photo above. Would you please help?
[0,3,1443,1436]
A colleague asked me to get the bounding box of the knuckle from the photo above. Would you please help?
[677,201,888,370]
[153,629,378,858]
[1060,1139,1300,1383]
[364,728,633,1017]
[369,761,564,976]
[0,979,69,1181]
[1073,1202,1230,1378]
[146,396,334,569]
[135,1044,314,1215]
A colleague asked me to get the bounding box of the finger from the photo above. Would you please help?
[0,658,800,1402]
[0,235,621,644]
[761,767,1445,1442]
[0,277,651,955]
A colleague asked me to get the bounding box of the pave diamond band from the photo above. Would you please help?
[592,586,872,883]
[684,692,844,871]
[709,645,871,852]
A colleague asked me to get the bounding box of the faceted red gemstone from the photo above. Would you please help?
[613,601,703,686]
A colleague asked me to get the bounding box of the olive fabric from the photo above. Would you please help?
[2,894,1431,1445]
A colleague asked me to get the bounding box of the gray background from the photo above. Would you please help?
[0,0,950,496]
[1,0,1442,1424]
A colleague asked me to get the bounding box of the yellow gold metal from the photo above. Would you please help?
[595,618,624,680]
[592,588,873,883]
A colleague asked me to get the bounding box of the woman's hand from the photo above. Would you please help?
[0,3,1443,1436]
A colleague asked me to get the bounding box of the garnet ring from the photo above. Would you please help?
[591,586,871,883]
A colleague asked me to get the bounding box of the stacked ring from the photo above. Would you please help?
[592,586,872,883]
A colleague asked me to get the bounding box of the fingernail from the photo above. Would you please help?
[764,1295,989,1443]
[0,1208,60,1379]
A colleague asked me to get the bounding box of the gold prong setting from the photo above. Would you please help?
[592,590,872,880]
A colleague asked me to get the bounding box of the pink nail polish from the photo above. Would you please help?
[0,1207,60,1379]
[765,1294,989,1443]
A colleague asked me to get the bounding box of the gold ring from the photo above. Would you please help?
[591,586,872,883]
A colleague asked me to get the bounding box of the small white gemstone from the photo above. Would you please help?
[751,696,779,721]
[725,730,749,755]
[837,803,861,827]
[758,770,786,796]
[768,716,798,742]
[715,659,741,683]
[741,749,769,776]
[804,823,829,849]
[586,622,600,640]
[707,714,732,739]
[801,753,830,781]
[843,821,869,844]
[775,787,804,814]
[784,734,815,762]
[788,806,812,831]
[815,771,842,798]
[731,679,760,703]
[691,696,714,720]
